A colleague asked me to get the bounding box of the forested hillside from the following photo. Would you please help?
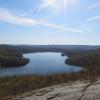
[0,45,29,67]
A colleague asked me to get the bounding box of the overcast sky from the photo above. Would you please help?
[0,0,100,45]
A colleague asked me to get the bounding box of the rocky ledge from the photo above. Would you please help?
[11,80,100,100]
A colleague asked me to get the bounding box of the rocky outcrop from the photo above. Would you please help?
[11,80,100,100]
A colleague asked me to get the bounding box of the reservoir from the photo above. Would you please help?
[0,53,81,77]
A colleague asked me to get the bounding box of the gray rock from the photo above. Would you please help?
[13,80,100,100]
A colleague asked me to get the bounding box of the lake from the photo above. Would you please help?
[0,53,81,77]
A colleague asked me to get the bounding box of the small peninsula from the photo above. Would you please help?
[0,45,29,67]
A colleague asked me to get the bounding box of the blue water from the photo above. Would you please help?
[0,53,81,77]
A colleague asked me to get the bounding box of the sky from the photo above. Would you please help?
[0,0,100,45]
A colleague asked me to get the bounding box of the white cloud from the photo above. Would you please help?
[86,15,100,22]
[40,22,83,32]
[87,1,100,11]
[21,8,36,17]
[0,7,83,33]
[21,0,61,17]
[0,8,36,26]
[37,0,62,15]
[21,0,75,17]
[37,0,75,14]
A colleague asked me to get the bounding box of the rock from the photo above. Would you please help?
[81,82,100,100]
[12,80,100,100]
